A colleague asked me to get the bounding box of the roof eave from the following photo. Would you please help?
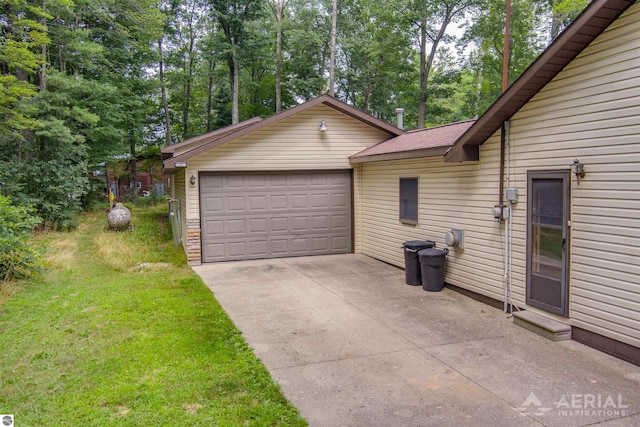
[350,146,450,164]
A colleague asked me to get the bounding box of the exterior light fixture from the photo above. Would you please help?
[175,161,187,168]
[571,158,585,184]
[190,174,196,185]
[319,120,328,132]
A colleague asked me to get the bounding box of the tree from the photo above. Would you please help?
[284,0,331,101]
[328,0,337,96]
[405,0,479,128]
[0,0,49,141]
[270,0,289,112]
[460,0,551,117]
[210,0,266,124]
[550,0,588,39]
[335,0,415,120]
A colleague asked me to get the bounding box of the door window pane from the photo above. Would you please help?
[531,225,563,279]
[531,179,563,226]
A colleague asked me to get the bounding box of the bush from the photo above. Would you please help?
[0,196,42,281]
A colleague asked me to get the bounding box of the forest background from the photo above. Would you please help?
[1,0,587,230]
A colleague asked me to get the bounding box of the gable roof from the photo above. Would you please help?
[163,95,403,171]
[350,120,476,164]
[161,117,263,159]
[445,0,637,162]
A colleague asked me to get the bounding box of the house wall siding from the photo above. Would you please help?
[360,139,506,301]
[506,2,640,347]
[359,2,640,348]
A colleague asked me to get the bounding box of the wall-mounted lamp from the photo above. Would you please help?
[571,158,585,184]
[190,174,196,185]
[319,120,328,132]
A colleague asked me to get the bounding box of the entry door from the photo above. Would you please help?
[526,171,570,316]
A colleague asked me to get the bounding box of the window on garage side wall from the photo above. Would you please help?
[399,177,418,225]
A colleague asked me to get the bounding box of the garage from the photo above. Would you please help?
[162,95,402,264]
[200,171,352,262]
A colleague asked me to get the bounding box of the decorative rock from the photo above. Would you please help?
[107,203,131,231]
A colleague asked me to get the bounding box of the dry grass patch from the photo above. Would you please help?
[94,231,138,271]
[0,280,21,305]
[47,237,78,271]
[183,403,204,415]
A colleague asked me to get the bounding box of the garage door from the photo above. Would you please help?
[200,171,352,262]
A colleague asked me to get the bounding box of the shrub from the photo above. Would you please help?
[0,196,42,281]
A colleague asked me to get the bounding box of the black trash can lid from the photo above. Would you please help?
[403,240,435,249]
[418,248,449,257]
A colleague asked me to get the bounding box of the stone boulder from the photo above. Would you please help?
[107,203,131,231]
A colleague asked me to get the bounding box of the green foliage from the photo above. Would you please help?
[460,0,552,117]
[0,0,48,139]
[335,0,416,121]
[0,195,41,280]
[550,0,588,38]
[0,71,100,230]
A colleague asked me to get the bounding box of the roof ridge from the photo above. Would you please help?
[406,119,477,134]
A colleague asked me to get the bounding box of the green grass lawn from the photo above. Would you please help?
[0,204,306,426]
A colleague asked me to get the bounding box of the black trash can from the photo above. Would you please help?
[418,248,449,292]
[402,240,435,285]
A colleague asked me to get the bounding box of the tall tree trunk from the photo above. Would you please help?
[502,0,511,92]
[418,7,427,128]
[206,58,215,132]
[129,129,137,197]
[183,13,196,139]
[230,49,239,124]
[328,0,337,96]
[39,9,47,92]
[158,39,172,145]
[274,4,283,113]
[363,86,371,113]
[418,4,451,128]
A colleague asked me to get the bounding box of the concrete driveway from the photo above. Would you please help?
[193,254,640,426]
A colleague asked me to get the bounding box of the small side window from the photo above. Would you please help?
[399,177,418,224]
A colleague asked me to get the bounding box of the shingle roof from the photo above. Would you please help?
[350,120,476,163]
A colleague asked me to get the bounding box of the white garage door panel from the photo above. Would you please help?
[200,171,352,262]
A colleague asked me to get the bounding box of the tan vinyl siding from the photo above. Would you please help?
[503,2,640,347]
[360,137,507,301]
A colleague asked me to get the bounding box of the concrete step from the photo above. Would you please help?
[512,310,571,341]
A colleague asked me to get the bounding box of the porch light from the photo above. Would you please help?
[571,159,585,184]
[319,120,328,132]
[175,161,187,168]
[190,175,196,185]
